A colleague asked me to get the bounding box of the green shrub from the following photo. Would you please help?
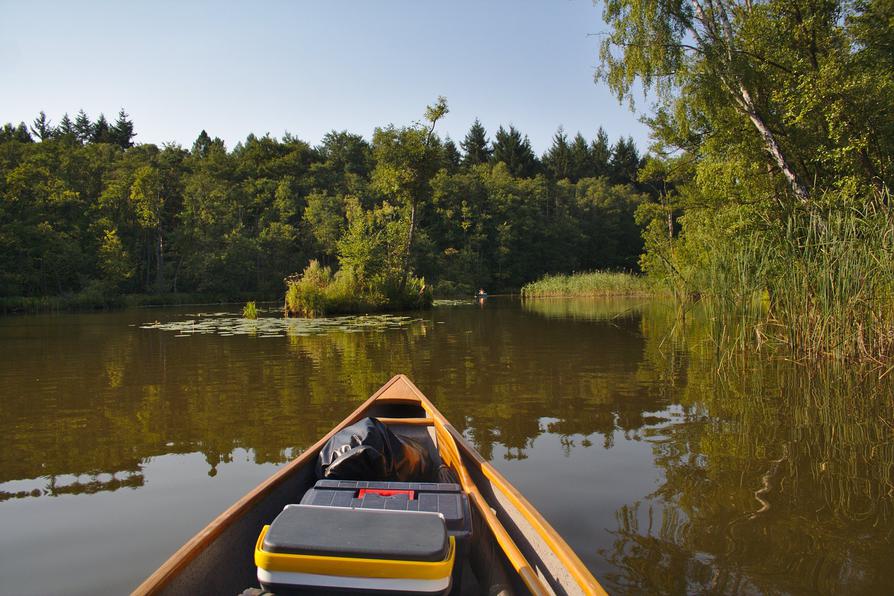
[284,259,431,317]
[284,260,334,317]
[242,301,258,319]
[432,280,473,299]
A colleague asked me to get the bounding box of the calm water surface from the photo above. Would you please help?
[1,298,892,594]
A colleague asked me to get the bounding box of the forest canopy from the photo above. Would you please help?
[0,107,649,302]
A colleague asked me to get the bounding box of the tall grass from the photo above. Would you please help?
[521,271,652,298]
[694,201,894,361]
[770,204,894,360]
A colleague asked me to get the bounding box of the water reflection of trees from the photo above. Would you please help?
[3,302,893,593]
[598,319,894,594]
[1,470,144,502]
[1,301,671,496]
[421,301,675,459]
[0,316,422,496]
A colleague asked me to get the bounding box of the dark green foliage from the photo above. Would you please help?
[192,130,212,156]
[609,136,641,186]
[317,130,372,180]
[0,123,32,143]
[589,128,611,179]
[303,191,346,263]
[492,125,539,178]
[55,114,76,141]
[542,127,572,181]
[74,110,92,144]
[0,106,648,306]
[543,127,637,183]
[30,111,54,141]
[109,109,135,148]
[91,114,111,143]
[442,137,461,173]
[568,133,591,183]
[460,119,492,166]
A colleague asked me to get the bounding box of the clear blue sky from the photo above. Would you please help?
[0,0,650,154]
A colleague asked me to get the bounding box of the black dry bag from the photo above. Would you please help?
[316,417,435,482]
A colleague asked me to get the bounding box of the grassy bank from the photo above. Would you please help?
[520,271,652,298]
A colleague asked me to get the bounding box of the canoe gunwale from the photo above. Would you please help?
[132,377,406,595]
[399,378,606,596]
[133,374,606,596]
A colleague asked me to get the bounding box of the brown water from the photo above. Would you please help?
[1,298,892,595]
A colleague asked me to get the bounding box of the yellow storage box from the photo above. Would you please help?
[255,504,455,595]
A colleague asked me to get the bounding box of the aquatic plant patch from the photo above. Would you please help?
[140,313,424,338]
[432,299,475,307]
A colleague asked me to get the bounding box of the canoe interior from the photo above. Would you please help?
[140,376,604,596]
[151,402,515,595]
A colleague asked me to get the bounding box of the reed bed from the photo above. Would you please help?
[520,271,652,298]
[696,201,894,362]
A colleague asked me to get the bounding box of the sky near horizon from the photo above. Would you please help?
[0,0,650,154]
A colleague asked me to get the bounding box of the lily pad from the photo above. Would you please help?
[140,312,424,339]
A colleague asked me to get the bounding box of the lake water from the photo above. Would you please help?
[1,298,892,594]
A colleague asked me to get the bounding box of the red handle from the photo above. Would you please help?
[357,488,416,500]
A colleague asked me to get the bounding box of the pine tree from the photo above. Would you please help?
[609,136,641,186]
[92,114,111,143]
[443,136,461,173]
[460,119,492,166]
[192,130,212,157]
[56,113,76,140]
[74,110,93,144]
[110,109,135,148]
[492,125,538,178]
[568,133,591,182]
[542,127,572,181]
[589,127,612,179]
[30,111,54,141]
[0,122,33,143]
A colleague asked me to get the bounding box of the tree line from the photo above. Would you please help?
[0,106,649,302]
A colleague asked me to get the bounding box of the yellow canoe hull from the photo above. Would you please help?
[134,375,606,596]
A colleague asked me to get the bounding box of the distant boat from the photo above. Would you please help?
[134,375,606,595]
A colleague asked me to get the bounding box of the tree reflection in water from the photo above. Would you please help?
[594,308,894,594]
[0,301,892,593]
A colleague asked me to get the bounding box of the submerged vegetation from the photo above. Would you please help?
[521,271,650,298]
